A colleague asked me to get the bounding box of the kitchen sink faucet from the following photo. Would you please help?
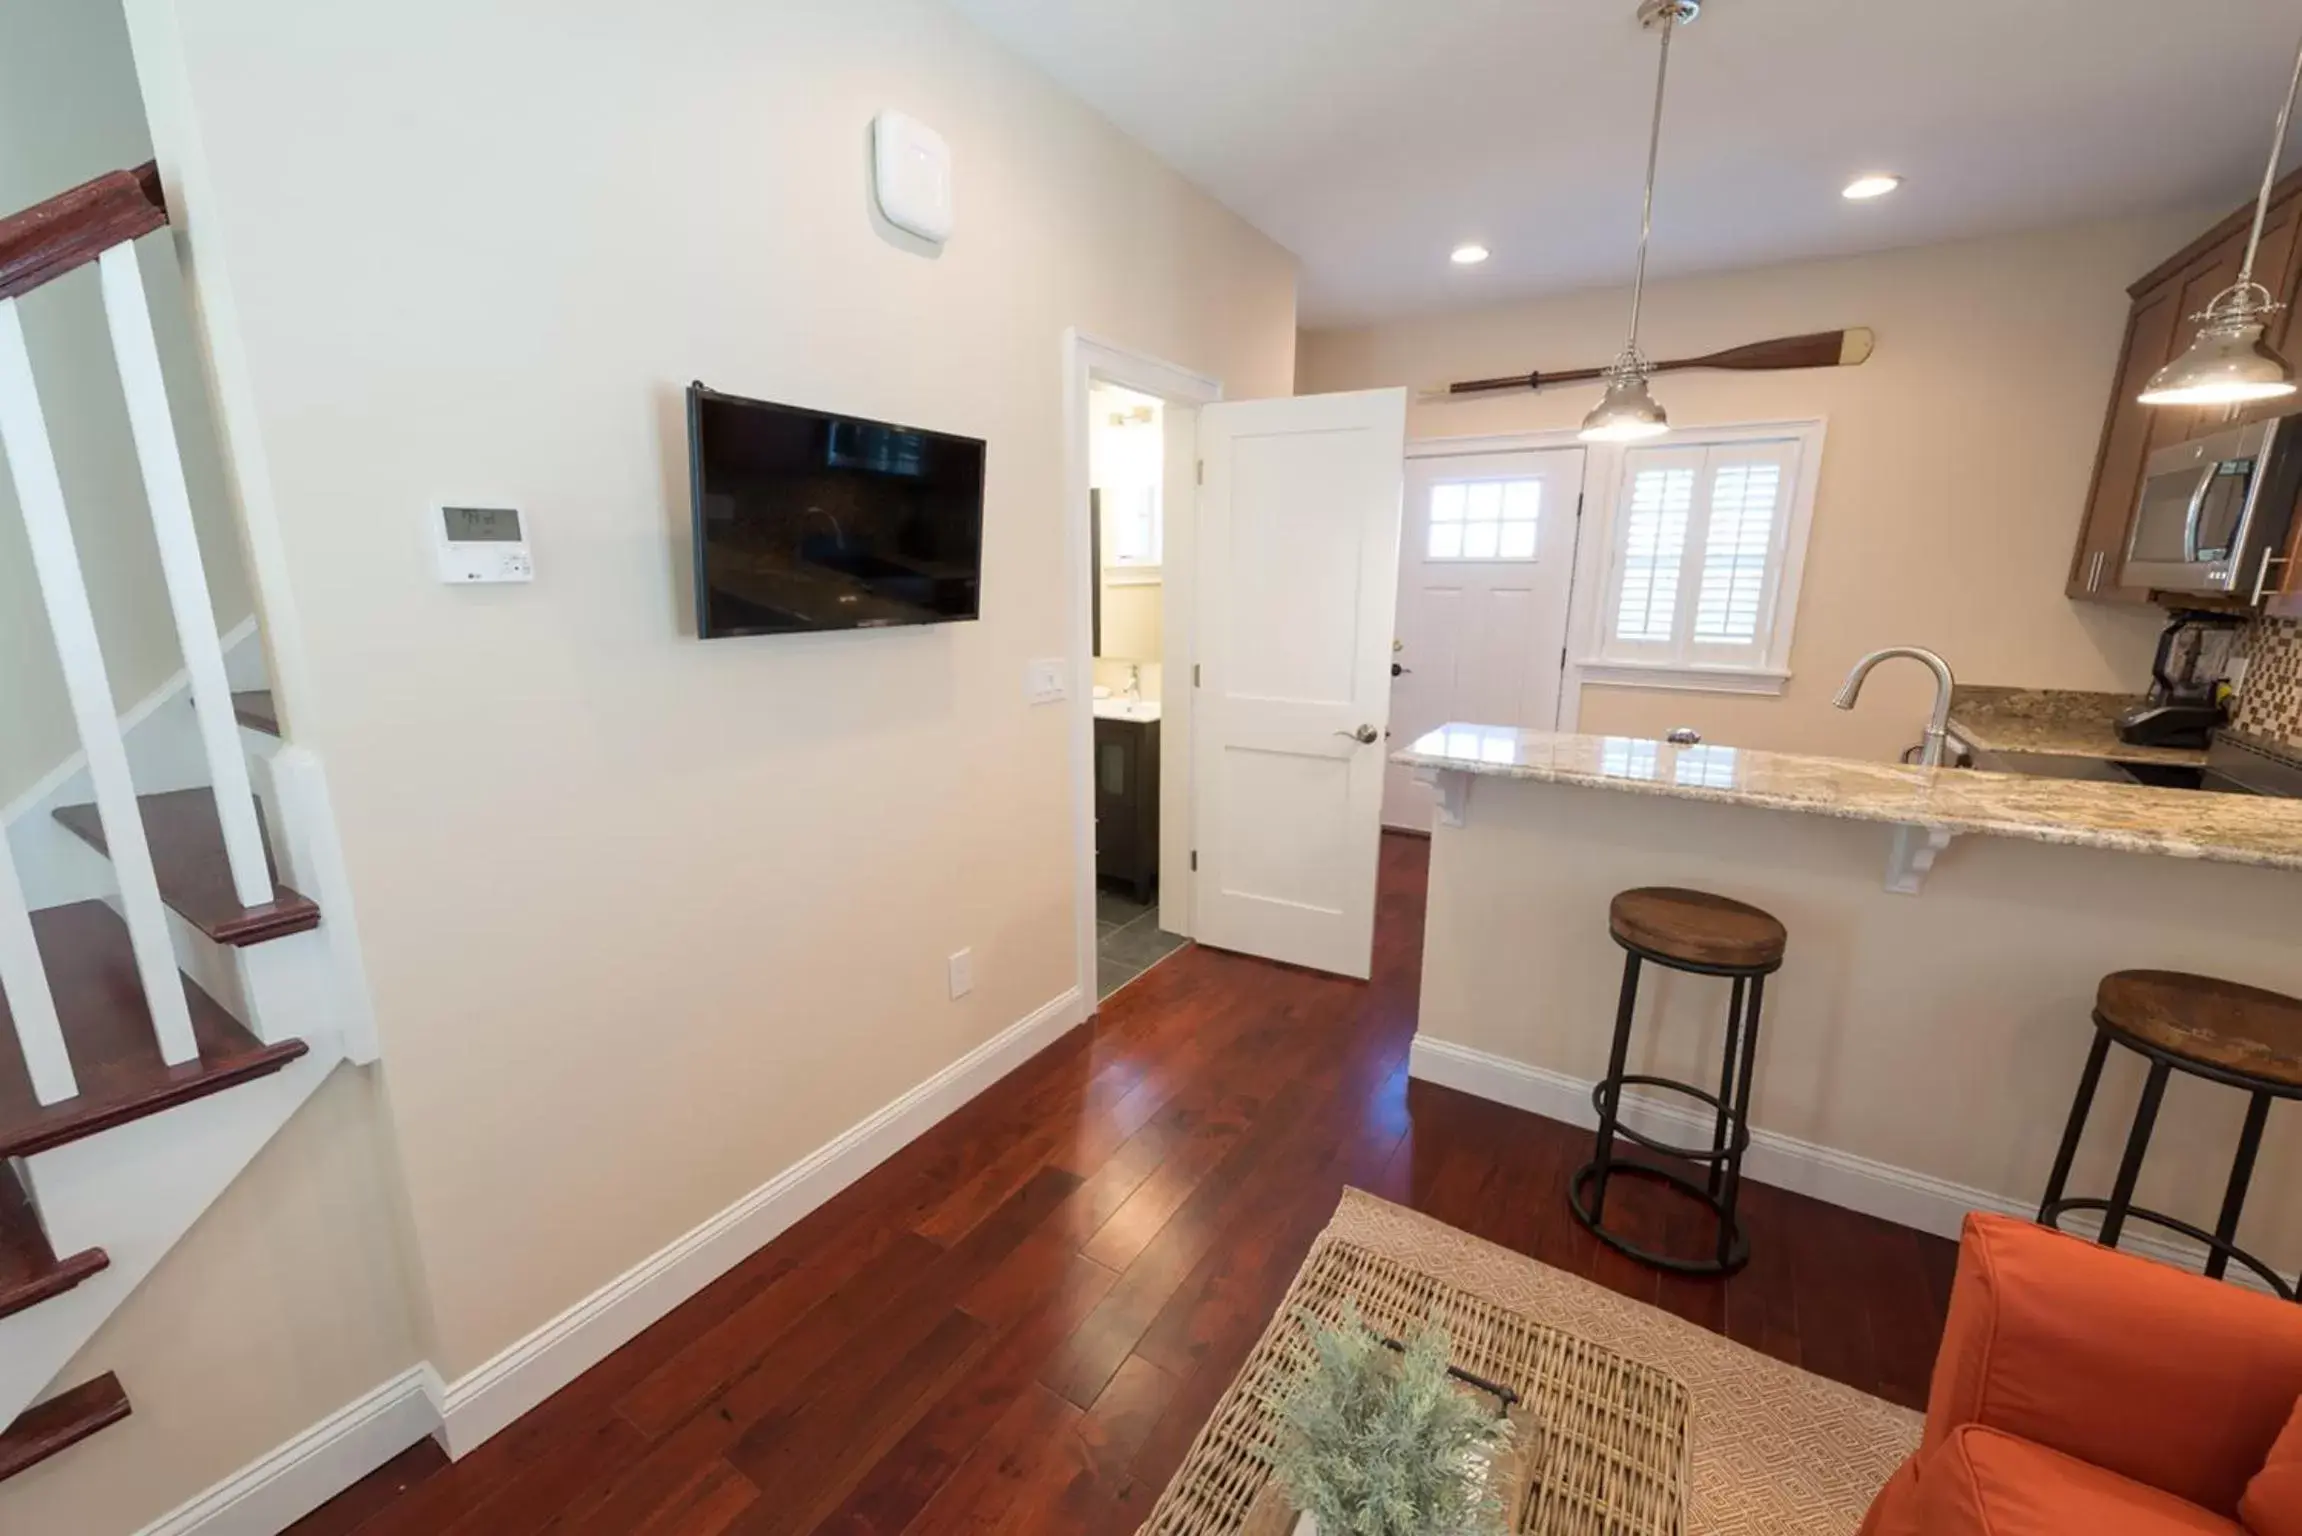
[1834,647,1957,768]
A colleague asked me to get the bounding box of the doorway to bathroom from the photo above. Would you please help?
[1087,379,1187,999]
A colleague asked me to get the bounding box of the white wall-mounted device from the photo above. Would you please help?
[872,110,954,244]
[433,504,533,583]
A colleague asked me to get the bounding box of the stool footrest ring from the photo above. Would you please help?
[2039,1198,2297,1301]
[1590,1075,1751,1164]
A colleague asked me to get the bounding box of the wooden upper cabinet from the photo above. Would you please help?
[2070,173,2302,604]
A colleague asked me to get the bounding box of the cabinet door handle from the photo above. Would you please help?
[2085,550,2106,592]
[2252,548,2290,604]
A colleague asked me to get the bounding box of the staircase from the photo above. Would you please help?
[0,166,374,1484]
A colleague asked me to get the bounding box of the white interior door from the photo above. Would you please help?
[1383,447,1585,830]
[1192,388,1406,980]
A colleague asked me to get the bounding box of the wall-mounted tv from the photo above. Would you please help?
[688,383,985,638]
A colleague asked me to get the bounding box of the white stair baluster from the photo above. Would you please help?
[0,292,198,1065]
[0,834,74,1104]
[97,242,275,910]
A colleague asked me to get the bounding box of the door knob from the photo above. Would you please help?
[1336,724,1380,744]
[1391,662,1411,677]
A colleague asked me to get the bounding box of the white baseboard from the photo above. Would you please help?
[436,983,1088,1456]
[121,984,1086,1531]
[1407,1035,2279,1293]
[134,1366,442,1536]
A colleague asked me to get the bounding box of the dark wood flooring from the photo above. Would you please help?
[288,833,1954,1535]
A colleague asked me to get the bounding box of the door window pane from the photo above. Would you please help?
[1426,476,1541,561]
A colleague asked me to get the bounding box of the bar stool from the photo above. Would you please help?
[1569,887,1786,1276]
[2039,969,2302,1300]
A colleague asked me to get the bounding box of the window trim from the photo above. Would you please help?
[1565,417,1826,706]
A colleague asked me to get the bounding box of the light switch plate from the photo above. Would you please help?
[1026,658,1066,704]
[947,948,974,1000]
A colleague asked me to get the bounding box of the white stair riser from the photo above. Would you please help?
[1,1044,340,1423]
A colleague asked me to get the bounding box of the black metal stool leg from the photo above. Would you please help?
[2207,1092,2272,1281]
[1707,977,1747,1200]
[1717,974,1765,1268]
[2099,1062,2170,1250]
[2039,1031,2110,1223]
[1587,952,1643,1222]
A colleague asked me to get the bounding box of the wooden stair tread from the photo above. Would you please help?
[53,790,320,946]
[232,689,279,737]
[0,1165,105,1321]
[0,1374,130,1483]
[0,902,308,1160]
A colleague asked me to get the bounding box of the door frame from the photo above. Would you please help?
[1402,427,1599,735]
[1061,330,1223,1011]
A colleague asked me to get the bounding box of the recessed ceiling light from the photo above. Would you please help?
[1842,174,1903,201]
[1450,243,1491,266]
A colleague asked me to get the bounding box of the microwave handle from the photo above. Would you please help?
[2180,465,2216,564]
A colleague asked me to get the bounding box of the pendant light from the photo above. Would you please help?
[1582,0,1699,443]
[2140,26,2302,407]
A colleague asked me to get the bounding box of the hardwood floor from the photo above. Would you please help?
[289,833,1954,1535]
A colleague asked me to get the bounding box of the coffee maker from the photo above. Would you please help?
[2116,612,2244,750]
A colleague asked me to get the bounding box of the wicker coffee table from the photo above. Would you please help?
[1138,1236,1692,1535]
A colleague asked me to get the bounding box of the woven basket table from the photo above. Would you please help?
[1137,1235,1692,1536]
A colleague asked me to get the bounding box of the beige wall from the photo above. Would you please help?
[134,0,1295,1394]
[0,0,253,808]
[1421,778,2302,1273]
[1301,216,2210,761]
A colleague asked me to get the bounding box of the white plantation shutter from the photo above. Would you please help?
[1594,433,1812,679]
[1612,463,1697,645]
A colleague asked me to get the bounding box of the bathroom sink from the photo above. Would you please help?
[1093,699,1162,724]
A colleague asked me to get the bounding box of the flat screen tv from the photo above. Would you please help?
[688,383,985,638]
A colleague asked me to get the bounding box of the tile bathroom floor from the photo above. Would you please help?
[1096,888,1188,1000]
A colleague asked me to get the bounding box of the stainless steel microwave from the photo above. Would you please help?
[2123,415,2302,599]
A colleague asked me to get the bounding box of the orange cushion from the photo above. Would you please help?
[1922,1425,2242,1536]
[2244,1397,2302,1536]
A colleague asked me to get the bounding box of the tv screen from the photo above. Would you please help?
[688,383,985,638]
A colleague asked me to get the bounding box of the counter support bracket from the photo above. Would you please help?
[1885,823,1955,895]
[1419,767,1473,828]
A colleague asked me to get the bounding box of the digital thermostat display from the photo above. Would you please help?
[432,503,533,583]
[443,505,522,543]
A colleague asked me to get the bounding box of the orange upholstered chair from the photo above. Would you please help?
[1859,1212,2302,1536]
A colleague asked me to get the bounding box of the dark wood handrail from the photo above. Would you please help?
[0,161,167,305]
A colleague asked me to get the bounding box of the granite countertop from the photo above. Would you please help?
[1945,686,2208,768]
[1392,724,2302,874]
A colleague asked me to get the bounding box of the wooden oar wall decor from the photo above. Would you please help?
[1438,327,1875,397]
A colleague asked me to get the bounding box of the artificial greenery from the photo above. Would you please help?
[1262,1302,1513,1536]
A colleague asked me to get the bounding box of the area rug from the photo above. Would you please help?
[1146,1188,1918,1536]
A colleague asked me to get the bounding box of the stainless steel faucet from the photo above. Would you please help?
[1834,647,1957,767]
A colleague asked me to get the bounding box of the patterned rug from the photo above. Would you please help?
[1240,1189,1920,1535]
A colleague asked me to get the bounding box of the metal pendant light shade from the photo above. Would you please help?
[1582,0,1698,443]
[1580,354,1672,440]
[2138,291,2296,406]
[2140,25,2302,408]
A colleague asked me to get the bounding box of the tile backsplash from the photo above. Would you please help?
[2236,615,2302,749]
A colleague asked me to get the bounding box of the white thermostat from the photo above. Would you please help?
[871,111,953,244]
[433,504,533,583]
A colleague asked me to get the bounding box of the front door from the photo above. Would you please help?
[1191,388,1407,980]
[1382,447,1584,830]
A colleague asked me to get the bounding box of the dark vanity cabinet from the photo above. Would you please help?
[1094,716,1160,902]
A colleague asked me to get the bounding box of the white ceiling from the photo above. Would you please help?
[945,0,2302,327]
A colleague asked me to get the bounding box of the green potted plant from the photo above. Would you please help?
[1263,1303,1515,1536]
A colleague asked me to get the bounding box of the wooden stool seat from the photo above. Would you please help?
[2096,971,2302,1090]
[1609,887,1786,972]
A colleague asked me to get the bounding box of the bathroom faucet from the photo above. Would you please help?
[1834,647,1956,768]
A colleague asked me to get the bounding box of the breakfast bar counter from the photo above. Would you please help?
[1393,723,2302,1280]
[1393,724,2302,873]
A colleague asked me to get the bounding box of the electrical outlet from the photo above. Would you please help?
[1025,658,1066,704]
[948,947,974,999]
